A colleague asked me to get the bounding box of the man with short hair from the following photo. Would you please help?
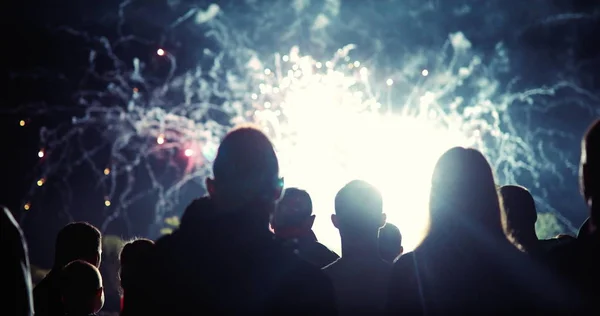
[323,180,390,315]
[33,222,102,316]
[378,222,403,263]
[60,260,104,316]
[271,188,339,268]
[147,125,337,315]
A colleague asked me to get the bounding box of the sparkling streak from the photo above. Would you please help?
[17,4,596,244]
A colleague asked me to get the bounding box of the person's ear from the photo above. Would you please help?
[206,178,216,197]
[94,251,101,268]
[94,287,105,313]
[274,177,284,200]
[380,213,387,228]
[399,246,404,256]
[331,214,339,229]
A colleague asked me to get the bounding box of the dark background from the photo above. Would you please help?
[2,0,599,269]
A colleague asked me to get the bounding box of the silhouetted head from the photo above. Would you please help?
[119,238,154,292]
[428,147,505,239]
[60,260,104,315]
[581,119,600,213]
[54,222,102,269]
[332,180,386,238]
[499,185,538,251]
[271,188,315,238]
[206,125,283,214]
[379,222,403,262]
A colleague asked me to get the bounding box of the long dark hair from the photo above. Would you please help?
[424,147,507,244]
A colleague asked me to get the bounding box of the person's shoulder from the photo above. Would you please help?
[394,251,415,264]
[548,237,582,259]
[321,257,340,272]
[391,252,417,275]
[283,248,330,278]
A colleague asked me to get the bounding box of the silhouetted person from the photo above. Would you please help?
[271,187,339,268]
[386,147,576,315]
[145,125,337,315]
[551,119,600,311]
[119,238,154,316]
[323,180,390,315]
[34,222,102,316]
[379,222,403,263]
[60,260,104,316]
[500,185,570,256]
[1,206,34,316]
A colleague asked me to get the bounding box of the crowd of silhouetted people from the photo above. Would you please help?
[2,119,599,315]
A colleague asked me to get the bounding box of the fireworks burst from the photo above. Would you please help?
[14,1,599,251]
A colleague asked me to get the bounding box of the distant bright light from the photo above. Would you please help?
[38,150,44,158]
[104,200,111,207]
[157,48,165,56]
[386,78,394,86]
[37,178,45,186]
[23,202,31,211]
[184,148,194,157]
[103,168,110,175]
[264,68,272,75]
[279,115,465,252]
[157,134,165,145]
[255,59,468,252]
[422,69,429,76]
[19,120,26,127]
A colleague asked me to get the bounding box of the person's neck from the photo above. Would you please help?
[340,232,380,259]
[275,227,314,240]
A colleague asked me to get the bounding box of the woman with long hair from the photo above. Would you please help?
[386,147,573,315]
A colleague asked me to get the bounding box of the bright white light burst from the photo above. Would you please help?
[249,45,473,251]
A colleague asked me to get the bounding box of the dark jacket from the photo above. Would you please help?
[33,269,63,316]
[549,228,600,313]
[140,197,337,315]
[277,231,339,268]
[387,232,579,315]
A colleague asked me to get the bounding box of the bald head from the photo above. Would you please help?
[207,125,282,210]
[61,260,104,314]
[334,180,385,235]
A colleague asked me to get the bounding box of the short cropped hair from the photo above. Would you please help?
[272,188,313,229]
[335,180,383,231]
[499,185,537,225]
[379,222,403,261]
[119,238,154,291]
[60,260,102,311]
[55,222,102,268]
[212,126,280,201]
